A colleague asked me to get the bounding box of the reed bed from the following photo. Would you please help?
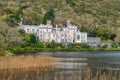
[53,69,120,80]
[0,55,58,80]
[0,68,119,80]
[76,69,120,80]
[0,56,57,70]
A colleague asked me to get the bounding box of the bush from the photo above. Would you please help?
[36,41,43,48]
[58,43,65,48]
[67,44,74,49]
[49,40,56,48]
[111,43,118,48]
[101,44,108,49]
[80,43,90,49]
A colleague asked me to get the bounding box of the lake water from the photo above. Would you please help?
[0,51,120,80]
[36,51,120,70]
[35,51,120,80]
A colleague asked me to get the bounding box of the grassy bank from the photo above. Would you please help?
[8,47,120,55]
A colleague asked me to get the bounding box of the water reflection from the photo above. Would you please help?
[56,58,87,69]
[35,52,120,70]
[36,52,120,80]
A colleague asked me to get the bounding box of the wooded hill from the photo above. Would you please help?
[0,0,120,42]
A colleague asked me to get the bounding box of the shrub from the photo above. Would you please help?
[80,43,90,49]
[49,40,56,48]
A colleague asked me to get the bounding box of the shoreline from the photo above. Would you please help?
[9,47,120,55]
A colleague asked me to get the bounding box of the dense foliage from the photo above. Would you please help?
[0,20,24,55]
[0,0,120,55]
[0,0,120,40]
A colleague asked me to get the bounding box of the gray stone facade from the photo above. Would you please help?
[87,37,101,47]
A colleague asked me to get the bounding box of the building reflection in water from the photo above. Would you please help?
[56,58,88,69]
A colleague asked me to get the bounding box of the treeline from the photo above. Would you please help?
[0,0,120,55]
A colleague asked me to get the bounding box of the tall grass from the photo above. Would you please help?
[0,68,119,80]
[0,56,58,80]
[0,56,57,70]
[52,69,120,80]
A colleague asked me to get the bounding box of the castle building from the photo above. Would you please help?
[19,20,87,44]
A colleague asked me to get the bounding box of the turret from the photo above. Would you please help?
[56,24,58,28]
[67,20,71,27]
[19,18,23,26]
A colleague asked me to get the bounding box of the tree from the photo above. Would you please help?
[80,43,90,49]
[42,9,55,24]
[30,34,37,44]
[80,26,87,32]
[0,21,24,47]
[3,6,23,27]
[95,27,105,37]
[50,40,56,48]
[19,29,25,36]
[36,41,43,48]
[0,34,6,55]
[23,8,42,25]
[115,35,120,43]
[0,20,24,55]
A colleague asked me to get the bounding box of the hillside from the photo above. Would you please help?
[0,0,120,41]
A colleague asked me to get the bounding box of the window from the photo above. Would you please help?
[37,29,39,32]
[27,29,29,31]
[40,35,42,37]
[53,34,55,37]
[32,29,34,31]
[66,35,67,37]
[61,34,64,37]
[73,39,75,43]
[66,39,67,42]
[77,35,80,40]
[60,28,63,31]
[61,39,64,42]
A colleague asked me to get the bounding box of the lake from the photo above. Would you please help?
[34,51,120,80]
[0,51,120,80]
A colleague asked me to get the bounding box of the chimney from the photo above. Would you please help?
[46,20,51,25]
[67,20,71,27]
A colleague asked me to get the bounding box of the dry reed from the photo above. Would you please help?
[0,55,58,70]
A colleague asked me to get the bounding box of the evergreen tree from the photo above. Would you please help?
[30,34,37,44]
[42,9,54,24]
